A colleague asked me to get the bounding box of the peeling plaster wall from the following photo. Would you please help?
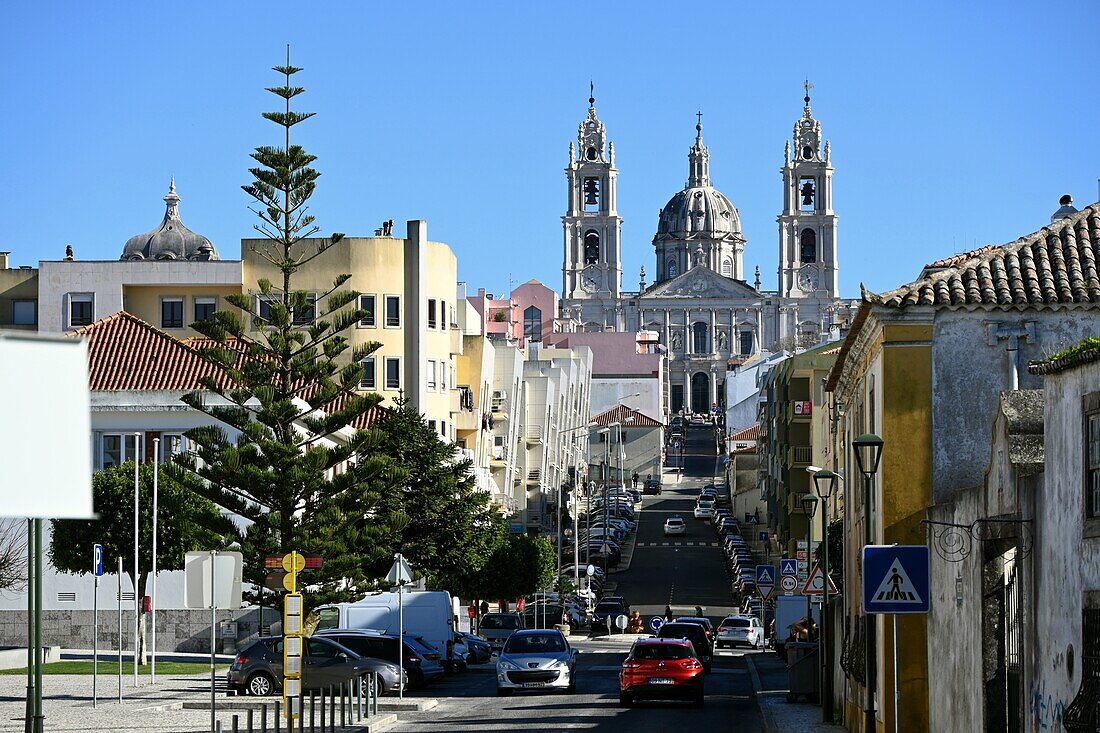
[1032,360,1100,732]
[927,493,983,733]
[931,310,1100,504]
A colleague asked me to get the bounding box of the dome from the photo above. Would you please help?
[121,180,218,261]
[656,185,742,241]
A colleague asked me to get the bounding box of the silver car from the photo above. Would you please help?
[495,629,578,695]
[478,612,524,651]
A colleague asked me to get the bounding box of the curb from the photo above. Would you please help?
[746,654,778,733]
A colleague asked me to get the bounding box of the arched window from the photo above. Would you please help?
[584,321,602,333]
[692,322,709,354]
[800,228,817,263]
[667,259,678,279]
[523,305,542,343]
[721,258,733,277]
[584,231,600,265]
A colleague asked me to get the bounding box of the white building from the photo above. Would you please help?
[560,88,856,415]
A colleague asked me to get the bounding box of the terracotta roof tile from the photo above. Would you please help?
[71,312,230,391]
[591,404,663,428]
[728,423,761,441]
[870,204,1100,309]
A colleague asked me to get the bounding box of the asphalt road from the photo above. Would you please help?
[386,423,768,732]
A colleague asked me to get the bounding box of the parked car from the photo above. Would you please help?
[716,615,764,649]
[312,629,444,688]
[694,501,715,520]
[456,632,492,664]
[495,629,578,696]
[664,515,686,536]
[619,637,704,706]
[477,612,524,651]
[657,622,713,673]
[228,635,406,697]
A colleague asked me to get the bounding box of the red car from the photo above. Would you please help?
[619,638,705,706]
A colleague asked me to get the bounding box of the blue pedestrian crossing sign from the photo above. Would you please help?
[756,565,775,586]
[862,545,930,614]
[779,558,797,577]
[649,616,665,632]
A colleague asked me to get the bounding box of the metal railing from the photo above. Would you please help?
[216,672,382,732]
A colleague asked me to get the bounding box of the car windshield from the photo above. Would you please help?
[633,644,693,661]
[666,517,683,524]
[595,602,623,613]
[481,615,521,630]
[503,633,566,654]
[724,618,752,628]
[659,624,704,641]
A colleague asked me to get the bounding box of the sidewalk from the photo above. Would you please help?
[746,653,845,733]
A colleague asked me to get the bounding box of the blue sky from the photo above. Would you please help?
[1,2,1097,299]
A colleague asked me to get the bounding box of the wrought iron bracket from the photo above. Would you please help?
[920,518,1033,563]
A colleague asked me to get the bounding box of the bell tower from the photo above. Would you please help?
[563,87,622,300]
[778,82,838,299]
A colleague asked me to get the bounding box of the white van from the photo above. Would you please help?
[309,590,456,667]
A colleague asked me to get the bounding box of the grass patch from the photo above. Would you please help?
[0,661,224,675]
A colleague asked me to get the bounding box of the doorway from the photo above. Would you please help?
[691,372,709,414]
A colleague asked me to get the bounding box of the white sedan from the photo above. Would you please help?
[693,501,715,520]
[716,615,764,649]
[663,516,686,536]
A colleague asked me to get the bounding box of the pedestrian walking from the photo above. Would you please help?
[664,605,673,622]
[631,472,639,489]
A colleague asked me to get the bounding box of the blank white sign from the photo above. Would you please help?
[0,334,93,519]
[184,551,244,609]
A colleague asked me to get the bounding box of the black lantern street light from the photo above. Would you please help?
[813,468,839,724]
[852,433,884,733]
[799,493,818,660]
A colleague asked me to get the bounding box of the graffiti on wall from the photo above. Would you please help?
[1028,680,1067,730]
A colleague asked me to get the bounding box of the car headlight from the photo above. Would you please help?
[497,659,520,671]
[546,659,565,669]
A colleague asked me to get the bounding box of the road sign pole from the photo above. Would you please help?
[863,471,875,733]
[398,581,404,699]
[893,614,900,733]
[117,557,122,704]
[151,438,159,685]
[92,572,98,708]
[210,549,217,733]
[133,434,140,688]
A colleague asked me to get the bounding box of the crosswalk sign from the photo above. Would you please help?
[779,558,797,577]
[862,545,930,614]
[756,565,775,586]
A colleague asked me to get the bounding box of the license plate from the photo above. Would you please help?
[647,678,674,685]
[523,682,546,688]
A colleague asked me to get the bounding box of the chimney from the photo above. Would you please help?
[1051,194,1079,223]
[0,251,8,269]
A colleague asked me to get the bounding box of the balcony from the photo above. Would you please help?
[788,445,812,466]
[491,444,509,464]
[525,424,544,443]
[450,327,464,356]
[786,400,813,422]
[526,468,542,484]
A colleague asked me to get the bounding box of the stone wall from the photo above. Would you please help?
[0,606,272,655]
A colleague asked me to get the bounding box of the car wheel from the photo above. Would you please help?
[362,672,381,698]
[496,687,512,697]
[246,672,276,697]
[619,692,633,706]
[567,671,577,693]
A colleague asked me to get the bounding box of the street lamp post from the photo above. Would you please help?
[813,469,839,724]
[799,493,818,629]
[853,433,884,733]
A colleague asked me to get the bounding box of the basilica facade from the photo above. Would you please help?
[560,89,857,414]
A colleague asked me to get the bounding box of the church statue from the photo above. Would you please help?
[671,331,683,352]
[692,246,706,267]
[718,330,728,352]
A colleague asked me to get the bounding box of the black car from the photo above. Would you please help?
[228,635,406,696]
[657,622,713,673]
[313,630,445,688]
[591,600,627,631]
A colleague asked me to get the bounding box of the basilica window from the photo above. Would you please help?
[667,259,678,279]
[739,330,754,356]
[692,322,709,354]
[721,258,733,278]
[798,321,821,348]
[583,177,600,212]
[799,177,816,212]
[800,228,817,263]
[584,231,600,265]
[524,306,542,343]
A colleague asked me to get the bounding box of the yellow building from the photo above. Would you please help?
[827,306,932,733]
[242,220,465,437]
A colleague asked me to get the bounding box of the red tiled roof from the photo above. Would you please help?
[591,404,663,428]
[73,312,382,429]
[727,423,761,441]
[71,312,230,391]
[922,245,998,271]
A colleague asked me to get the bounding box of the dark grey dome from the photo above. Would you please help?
[121,181,218,261]
[656,186,742,240]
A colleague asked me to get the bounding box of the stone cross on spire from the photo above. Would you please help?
[803,80,814,117]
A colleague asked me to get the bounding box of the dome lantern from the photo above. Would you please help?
[121,180,218,261]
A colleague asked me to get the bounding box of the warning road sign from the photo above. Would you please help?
[799,563,838,596]
[862,545,930,614]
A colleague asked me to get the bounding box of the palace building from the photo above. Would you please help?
[560,87,857,414]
